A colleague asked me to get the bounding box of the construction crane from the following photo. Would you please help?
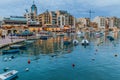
[88,10,95,20]
[79,10,95,20]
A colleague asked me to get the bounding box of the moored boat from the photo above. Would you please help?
[0,70,18,80]
[81,39,89,46]
[10,45,26,50]
[40,35,48,40]
[2,49,20,54]
[73,39,79,46]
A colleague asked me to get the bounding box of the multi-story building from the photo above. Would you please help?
[38,10,75,29]
[77,18,90,28]
[2,16,27,34]
[108,17,120,28]
[24,1,38,23]
[93,16,120,29]
[93,16,106,29]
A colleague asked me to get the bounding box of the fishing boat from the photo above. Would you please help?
[0,70,18,80]
[2,49,20,54]
[81,39,89,46]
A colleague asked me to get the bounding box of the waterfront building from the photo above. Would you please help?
[77,18,90,29]
[93,16,106,29]
[38,10,52,27]
[24,1,38,24]
[37,10,75,32]
[2,16,28,34]
[108,17,120,28]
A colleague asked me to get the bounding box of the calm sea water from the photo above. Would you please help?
[0,32,120,80]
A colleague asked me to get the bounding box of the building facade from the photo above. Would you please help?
[77,18,90,28]
[93,16,106,29]
[2,16,28,34]
[37,10,75,29]
[93,16,120,29]
[24,1,38,24]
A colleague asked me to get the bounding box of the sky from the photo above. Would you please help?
[0,0,120,18]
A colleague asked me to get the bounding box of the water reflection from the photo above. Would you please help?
[25,36,74,56]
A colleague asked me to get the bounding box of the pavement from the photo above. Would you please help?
[0,36,25,48]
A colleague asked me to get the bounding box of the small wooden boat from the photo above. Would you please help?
[2,49,20,54]
[0,70,18,80]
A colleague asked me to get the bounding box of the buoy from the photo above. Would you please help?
[3,67,9,72]
[11,56,15,59]
[92,58,95,61]
[25,68,29,71]
[114,54,118,57]
[28,60,31,64]
[72,64,75,68]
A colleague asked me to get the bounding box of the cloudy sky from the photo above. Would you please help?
[0,0,120,18]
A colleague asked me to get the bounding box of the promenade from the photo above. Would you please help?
[0,36,25,48]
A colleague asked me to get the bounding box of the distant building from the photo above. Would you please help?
[38,10,75,29]
[93,16,106,28]
[77,18,90,28]
[108,17,120,28]
[0,17,3,27]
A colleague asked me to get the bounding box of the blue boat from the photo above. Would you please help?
[40,36,48,40]
[64,41,71,45]
[2,49,20,54]
[0,70,18,80]
[107,36,114,41]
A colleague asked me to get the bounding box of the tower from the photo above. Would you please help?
[31,0,37,16]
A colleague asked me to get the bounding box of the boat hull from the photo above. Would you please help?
[2,49,20,54]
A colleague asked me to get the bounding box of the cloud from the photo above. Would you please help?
[0,0,120,18]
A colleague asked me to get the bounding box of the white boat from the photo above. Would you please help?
[0,70,18,80]
[73,39,79,46]
[24,40,34,44]
[10,44,26,50]
[81,39,89,46]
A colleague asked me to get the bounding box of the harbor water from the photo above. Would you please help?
[0,32,120,80]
